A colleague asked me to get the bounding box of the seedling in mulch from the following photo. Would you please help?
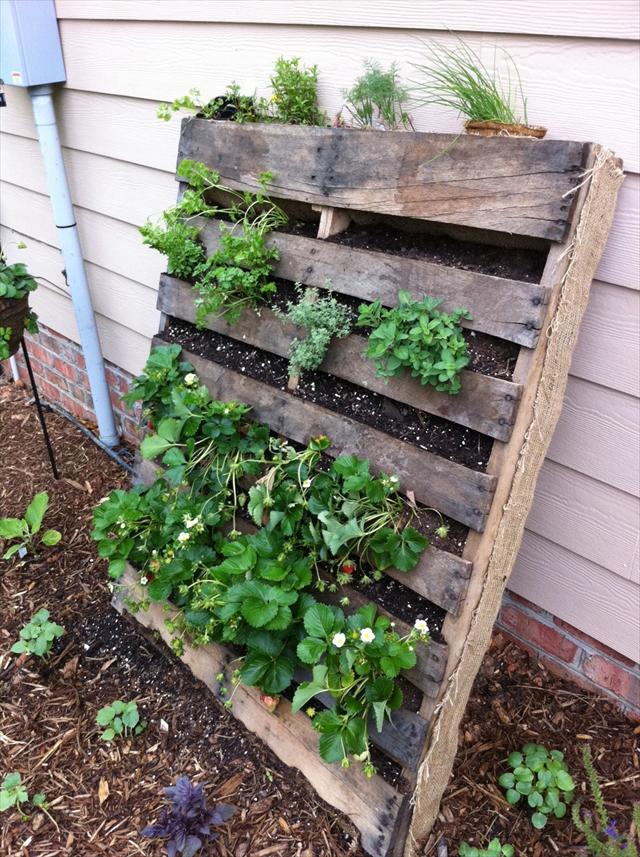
[459,839,514,857]
[0,772,28,814]
[499,743,575,829]
[142,776,234,856]
[0,490,61,560]
[571,745,640,855]
[11,609,65,659]
[96,700,146,742]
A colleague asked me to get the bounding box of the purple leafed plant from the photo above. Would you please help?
[142,776,234,857]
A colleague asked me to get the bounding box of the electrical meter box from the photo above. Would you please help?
[0,0,66,87]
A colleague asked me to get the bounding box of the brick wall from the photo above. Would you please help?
[497,592,640,718]
[3,324,638,717]
[1,323,141,445]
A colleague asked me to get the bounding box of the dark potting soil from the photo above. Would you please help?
[160,319,494,473]
[354,576,445,641]
[270,277,519,382]
[324,221,547,283]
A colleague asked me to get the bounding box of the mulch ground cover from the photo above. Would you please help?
[1,380,638,856]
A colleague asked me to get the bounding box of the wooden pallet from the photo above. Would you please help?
[116,120,621,857]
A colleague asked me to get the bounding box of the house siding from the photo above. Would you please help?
[1,1,638,665]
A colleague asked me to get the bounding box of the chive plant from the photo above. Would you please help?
[412,37,528,125]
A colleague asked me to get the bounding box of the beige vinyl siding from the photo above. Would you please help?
[0,2,638,660]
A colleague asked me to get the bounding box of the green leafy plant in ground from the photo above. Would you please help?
[96,700,146,742]
[357,289,471,394]
[411,37,528,125]
[571,745,639,855]
[459,840,514,857]
[270,56,325,126]
[499,743,575,829]
[0,490,62,560]
[93,345,433,774]
[342,60,412,130]
[140,160,286,325]
[272,284,352,379]
[0,772,28,813]
[11,608,65,659]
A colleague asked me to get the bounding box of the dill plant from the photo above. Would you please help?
[343,60,412,130]
[412,37,528,125]
[273,284,352,379]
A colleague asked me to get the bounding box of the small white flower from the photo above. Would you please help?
[184,373,198,386]
[408,645,414,652]
[184,515,200,529]
[332,632,346,649]
[389,474,400,484]
[177,531,190,544]
[359,627,375,644]
[119,522,126,530]
[414,619,429,635]
[140,576,148,585]
[302,478,312,489]
[223,408,230,415]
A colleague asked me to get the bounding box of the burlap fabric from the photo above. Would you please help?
[405,147,625,856]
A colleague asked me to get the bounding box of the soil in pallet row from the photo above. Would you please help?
[324,220,547,282]
[160,319,495,472]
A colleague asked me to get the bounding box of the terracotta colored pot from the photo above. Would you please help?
[464,119,547,139]
[0,295,28,358]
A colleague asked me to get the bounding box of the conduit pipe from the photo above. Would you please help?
[28,84,119,447]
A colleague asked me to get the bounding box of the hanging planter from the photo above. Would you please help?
[464,119,547,138]
[0,256,39,360]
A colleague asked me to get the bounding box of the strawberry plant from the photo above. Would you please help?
[357,289,471,394]
[459,840,514,857]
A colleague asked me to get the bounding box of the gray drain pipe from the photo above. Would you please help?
[29,84,119,447]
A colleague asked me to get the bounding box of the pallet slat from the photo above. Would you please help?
[157,339,496,531]
[158,274,523,440]
[114,566,405,857]
[179,120,586,241]
[196,217,550,347]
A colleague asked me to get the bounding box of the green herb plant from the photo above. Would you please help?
[0,251,39,360]
[343,60,412,130]
[157,83,269,124]
[140,159,286,325]
[272,284,352,383]
[11,609,65,659]
[412,37,528,125]
[499,743,575,829]
[459,839,514,857]
[270,56,326,126]
[93,345,433,774]
[0,772,28,813]
[357,289,471,394]
[0,491,62,560]
[571,745,640,855]
[96,700,146,742]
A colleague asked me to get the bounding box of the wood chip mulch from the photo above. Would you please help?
[1,380,638,857]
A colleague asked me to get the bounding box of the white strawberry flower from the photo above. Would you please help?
[177,531,190,544]
[184,515,200,529]
[332,632,346,649]
[414,619,429,635]
[302,478,312,489]
[140,576,148,585]
[359,627,375,644]
[184,373,198,386]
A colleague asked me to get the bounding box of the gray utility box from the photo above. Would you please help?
[0,0,66,87]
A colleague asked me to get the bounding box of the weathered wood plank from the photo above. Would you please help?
[115,565,405,857]
[135,425,472,616]
[158,274,523,439]
[179,120,586,241]
[159,340,496,530]
[196,217,550,347]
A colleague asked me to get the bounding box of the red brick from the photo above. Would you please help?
[52,356,78,383]
[582,654,640,708]
[553,618,637,669]
[27,342,55,368]
[505,590,548,616]
[498,606,579,664]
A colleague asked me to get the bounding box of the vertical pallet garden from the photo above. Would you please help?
[115,119,623,857]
